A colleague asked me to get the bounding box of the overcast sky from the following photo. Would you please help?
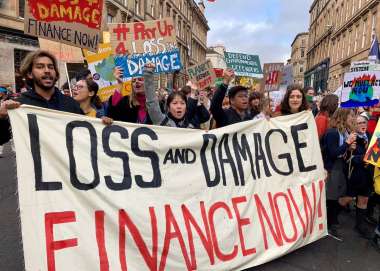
[204,0,313,64]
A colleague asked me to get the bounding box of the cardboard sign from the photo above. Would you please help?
[38,38,84,63]
[109,18,176,55]
[10,106,327,271]
[340,71,380,108]
[187,60,216,90]
[224,52,263,78]
[263,63,284,92]
[24,0,104,51]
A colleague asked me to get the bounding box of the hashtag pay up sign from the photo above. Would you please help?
[109,18,177,56]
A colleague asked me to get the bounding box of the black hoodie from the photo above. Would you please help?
[0,87,82,144]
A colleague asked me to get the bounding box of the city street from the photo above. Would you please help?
[1,143,379,271]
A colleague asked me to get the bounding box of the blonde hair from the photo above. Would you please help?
[329,108,354,133]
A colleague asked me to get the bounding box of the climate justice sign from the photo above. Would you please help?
[9,106,326,271]
[24,0,104,51]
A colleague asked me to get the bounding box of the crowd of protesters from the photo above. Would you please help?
[0,50,380,251]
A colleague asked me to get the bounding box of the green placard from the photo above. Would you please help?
[224,51,263,78]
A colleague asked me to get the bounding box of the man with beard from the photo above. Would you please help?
[0,50,83,143]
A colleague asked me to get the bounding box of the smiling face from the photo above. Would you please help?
[169,94,187,119]
[28,56,57,91]
[288,89,303,113]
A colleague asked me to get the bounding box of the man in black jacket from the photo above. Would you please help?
[210,68,252,128]
[0,50,83,143]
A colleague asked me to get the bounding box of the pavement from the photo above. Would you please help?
[0,142,379,271]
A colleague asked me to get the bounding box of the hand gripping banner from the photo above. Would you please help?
[9,106,327,271]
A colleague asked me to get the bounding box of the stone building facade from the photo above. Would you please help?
[291,32,309,87]
[0,0,209,90]
[306,0,380,91]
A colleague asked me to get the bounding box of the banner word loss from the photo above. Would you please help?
[29,0,102,29]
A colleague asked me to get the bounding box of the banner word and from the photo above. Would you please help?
[263,63,284,92]
[341,70,380,108]
[187,60,216,90]
[109,18,176,55]
[9,106,327,271]
[224,52,263,78]
[24,0,103,51]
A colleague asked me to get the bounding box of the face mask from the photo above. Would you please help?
[306,95,313,103]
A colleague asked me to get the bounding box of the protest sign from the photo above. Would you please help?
[187,60,216,90]
[109,18,177,55]
[83,42,132,102]
[263,63,284,92]
[24,0,104,51]
[109,18,182,78]
[10,106,326,271]
[38,38,84,63]
[340,70,380,108]
[114,50,182,78]
[365,120,380,167]
[224,52,263,78]
[236,77,262,91]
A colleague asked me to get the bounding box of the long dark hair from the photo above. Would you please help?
[85,79,103,109]
[280,84,309,115]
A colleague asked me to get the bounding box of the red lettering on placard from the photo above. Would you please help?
[301,183,317,235]
[45,211,78,271]
[119,208,158,271]
[208,202,238,262]
[318,180,325,231]
[95,211,109,271]
[254,194,284,250]
[182,202,215,269]
[159,205,192,271]
[28,0,102,29]
[273,193,298,243]
[287,188,308,238]
[231,196,256,256]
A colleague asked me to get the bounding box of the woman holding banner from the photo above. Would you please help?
[323,108,356,238]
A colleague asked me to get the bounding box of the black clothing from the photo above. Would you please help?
[0,87,82,144]
[210,83,251,128]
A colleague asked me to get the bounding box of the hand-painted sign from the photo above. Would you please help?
[109,18,176,55]
[114,50,182,78]
[187,60,216,90]
[24,0,104,51]
[38,38,84,63]
[341,71,380,108]
[263,63,284,92]
[224,52,263,78]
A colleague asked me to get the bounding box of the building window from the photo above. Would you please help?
[354,24,359,52]
[18,0,25,18]
[347,30,352,56]
[301,49,305,58]
[107,14,114,23]
[135,0,140,15]
[300,66,304,73]
[362,19,368,48]
[166,4,171,16]
[372,12,377,40]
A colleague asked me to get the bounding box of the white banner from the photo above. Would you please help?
[9,106,327,271]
